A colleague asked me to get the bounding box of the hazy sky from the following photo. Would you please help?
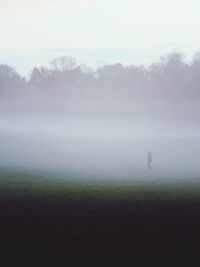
[0,0,199,74]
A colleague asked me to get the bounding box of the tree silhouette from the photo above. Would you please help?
[1,52,200,119]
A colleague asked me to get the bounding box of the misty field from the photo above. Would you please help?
[1,168,200,260]
[1,168,200,201]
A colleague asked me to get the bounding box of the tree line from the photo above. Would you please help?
[1,52,200,119]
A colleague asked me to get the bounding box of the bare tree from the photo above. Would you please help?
[50,56,77,71]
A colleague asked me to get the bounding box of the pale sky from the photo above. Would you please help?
[0,0,199,74]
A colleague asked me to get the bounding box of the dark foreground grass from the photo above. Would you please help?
[1,168,200,263]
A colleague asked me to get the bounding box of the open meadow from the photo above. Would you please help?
[1,167,200,260]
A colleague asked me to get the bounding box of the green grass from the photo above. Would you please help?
[0,168,200,203]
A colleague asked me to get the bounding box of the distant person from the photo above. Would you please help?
[147,151,152,171]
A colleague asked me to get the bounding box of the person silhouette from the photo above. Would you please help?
[147,151,152,171]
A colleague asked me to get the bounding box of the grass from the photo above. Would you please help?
[1,167,200,261]
[0,168,200,202]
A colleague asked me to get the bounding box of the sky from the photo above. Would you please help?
[0,0,200,74]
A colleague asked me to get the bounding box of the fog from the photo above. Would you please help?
[1,53,200,179]
[1,114,200,179]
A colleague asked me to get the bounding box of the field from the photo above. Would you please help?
[1,168,200,263]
